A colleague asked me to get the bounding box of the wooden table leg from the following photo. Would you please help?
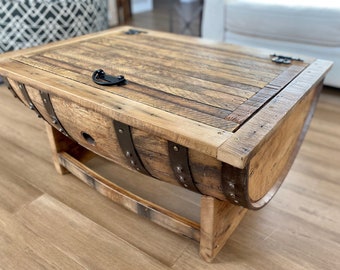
[45,122,247,263]
[45,122,94,174]
[200,195,247,262]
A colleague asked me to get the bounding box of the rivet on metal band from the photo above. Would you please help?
[168,141,200,193]
[18,83,43,118]
[39,91,69,137]
[113,120,150,176]
[221,163,248,207]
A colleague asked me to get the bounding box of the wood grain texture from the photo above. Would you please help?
[58,151,201,242]
[0,87,198,267]
[84,155,202,224]
[0,17,336,266]
[15,194,170,270]
[0,28,331,209]
[218,59,332,168]
[247,82,321,202]
[200,196,247,262]
[0,26,316,151]
[45,122,95,175]
[0,60,230,158]
[216,60,331,208]
[0,167,42,214]
[0,60,339,270]
[0,206,86,270]
[225,65,306,125]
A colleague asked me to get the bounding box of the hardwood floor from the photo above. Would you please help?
[0,2,339,269]
[1,85,339,269]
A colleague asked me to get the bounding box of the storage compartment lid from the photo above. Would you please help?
[0,26,316,161]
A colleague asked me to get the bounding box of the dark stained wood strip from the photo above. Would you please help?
[115,33,293,73]
[106,33,289,74]
[36,47,247,111]
[52,42,263,100]
[113,30,285,63]
[80,41,259,98]
[11,28,308,133]
[16,38,306,131]
[16,55,239,131]
[89,38,279,85]
[225,65,307,126]
[92,37,279,88]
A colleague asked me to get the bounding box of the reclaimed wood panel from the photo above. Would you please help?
[0,27,332,210]
[218,60,332,168]
[0,60,231,157]
[1,26,309,135]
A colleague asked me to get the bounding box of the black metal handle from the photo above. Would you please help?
[92,69,126,86]
[271,54,303,64]
[125,28,147,35]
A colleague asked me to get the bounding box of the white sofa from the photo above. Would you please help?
[202,0,340,88]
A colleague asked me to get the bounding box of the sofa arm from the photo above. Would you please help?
[201,0,225,41]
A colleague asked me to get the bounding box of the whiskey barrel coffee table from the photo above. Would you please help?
[0,26,332,262]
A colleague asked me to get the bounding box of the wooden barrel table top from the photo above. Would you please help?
[0,26,332,209]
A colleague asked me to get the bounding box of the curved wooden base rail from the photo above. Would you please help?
[45,123,247,262]
[58,151,201,242]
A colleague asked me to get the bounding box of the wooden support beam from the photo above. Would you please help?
[45,123,248,262]
[45,123,95,174]
[58,151,201,242]
[200,196,247,262]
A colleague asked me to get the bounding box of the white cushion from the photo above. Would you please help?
[225,0,340,46]
[225,31,339,87]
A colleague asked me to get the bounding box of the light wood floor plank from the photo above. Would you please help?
[0,168,42,214]
[0,206,86,270]
[14,194,169,270]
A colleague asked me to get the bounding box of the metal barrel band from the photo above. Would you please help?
[39,91,70,137]
[168,141,201,193]
[18,82,43,118]
[114,120,150,176]
[221,163,249,208]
